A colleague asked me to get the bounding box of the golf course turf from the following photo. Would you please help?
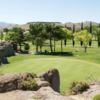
[0,54,100,93]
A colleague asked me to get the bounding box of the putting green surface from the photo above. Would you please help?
[0,55,100,92]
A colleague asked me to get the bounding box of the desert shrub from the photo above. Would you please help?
[69,81,89,94]
[18,77,38,91]
[93,94,100,100]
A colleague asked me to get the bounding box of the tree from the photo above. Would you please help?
[89,22,92,47]
[11,27,24,51]
[80,22,84,47]
[74,30,92,53]
[72,24,75,47]
[5,27,24,51]
[5,31,16,42]
[24,31,32,41]
[3,28,9,34]
[45,23,54,53]
[0,31,3,42]
[96,28,100,47]
[56,28,67,53]
[29,23,46,53]
[64,28,72,47]
[52,25,64,52]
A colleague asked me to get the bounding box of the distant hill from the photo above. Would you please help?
[20,22,62,30]
[0,22,18,30]
[0,21,99,31]
[64,21,99,30]
[20,21,99,30]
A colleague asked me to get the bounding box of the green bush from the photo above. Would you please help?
[93,94,100,100]
[18,77,38,91]
[69,81,89,94]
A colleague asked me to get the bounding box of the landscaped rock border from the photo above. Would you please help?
[0,69,60,93]
[0,69,99,100]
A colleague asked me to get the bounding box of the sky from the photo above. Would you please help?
[0,0,100,24]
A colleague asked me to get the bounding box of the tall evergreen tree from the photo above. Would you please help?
[89,22,92,47]
[72,24,75,47]
[80,22,83,47]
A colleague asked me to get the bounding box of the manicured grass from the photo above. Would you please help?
[0,54,100,93]
[0,40,100,93]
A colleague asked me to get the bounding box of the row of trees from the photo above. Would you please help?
[0,22,100,53]
[29,23,71,53]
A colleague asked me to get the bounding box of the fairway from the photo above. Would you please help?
[0,54,100,92]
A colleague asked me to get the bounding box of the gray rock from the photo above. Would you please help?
[34,78,50,88]
[2,42,15,57]
[0,73,37,92]
[0,87,73,100]
[40,68,60,92]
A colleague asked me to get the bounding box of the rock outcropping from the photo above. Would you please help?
[0,69,99,100]
[0,69,60,93]
[0,87,73,100]
[39,68,60,92]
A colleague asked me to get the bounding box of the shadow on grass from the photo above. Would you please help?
[35,52,74,57]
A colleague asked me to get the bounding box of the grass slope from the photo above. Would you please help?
[0,54,100,93]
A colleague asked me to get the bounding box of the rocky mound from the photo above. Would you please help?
[0,69,59,93]
[0,69,99,100]
[0,87,73,100]
[0,69,71,100]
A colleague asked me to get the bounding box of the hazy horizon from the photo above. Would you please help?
[0,0,100,24]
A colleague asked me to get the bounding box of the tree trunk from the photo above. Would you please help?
[61,40,63,53]
[54,38,56,52]
[36,45,39,53]
[95,35,97,41]
[89,40,92,47]
[19,43,22,51]
[64,39,67,46]
[80,41,83,47]
[84,46,87,53]
[50,38,53,53]
[0,58,1,66]
[40,46,42,53]
[98,40,100,48]
[72,39,75,47]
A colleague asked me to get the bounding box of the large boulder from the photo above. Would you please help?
[34,86,72,100]
[0,42,15,64]
[2,42,15,57]
[0,72,50,93]
[1,57,9,64]
[39,68,60,92]
[0,45,8,64]
[0,73,37,92]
